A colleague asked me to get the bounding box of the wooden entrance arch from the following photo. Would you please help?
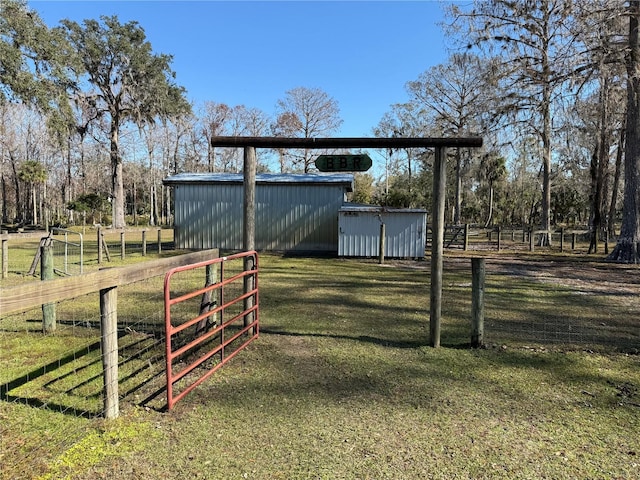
[210,136,483,347]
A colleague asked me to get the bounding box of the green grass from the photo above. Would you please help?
[1,227,175,287]
[1,253,639,479]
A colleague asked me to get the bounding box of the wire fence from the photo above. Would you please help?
[0,282,166,478]
[442,257,640,352]
[1,235,639,478]
[0,228,174,284]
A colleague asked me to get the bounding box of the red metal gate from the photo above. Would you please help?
[164,251,259,410]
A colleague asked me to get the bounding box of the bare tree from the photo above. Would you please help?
[273,87,342,172]
[406,53,490,224]
[448,0,581,244]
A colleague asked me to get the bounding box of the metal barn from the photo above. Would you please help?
[338,205,427,258]
[163,173,354,252]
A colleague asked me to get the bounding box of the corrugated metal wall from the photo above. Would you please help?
[338,209,427,258]
[173,182,346,252]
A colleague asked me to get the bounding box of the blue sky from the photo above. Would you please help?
[32,1,451,138]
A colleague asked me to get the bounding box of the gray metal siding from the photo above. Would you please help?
[173,182,345,252]
[174,184,243,250]
[338,210,426,258]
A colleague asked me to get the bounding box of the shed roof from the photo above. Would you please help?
[340,203,427,214]
[163,172,353,191]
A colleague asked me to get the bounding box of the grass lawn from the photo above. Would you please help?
[1,252,639,479]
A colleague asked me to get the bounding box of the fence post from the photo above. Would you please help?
[97,227,103,265]
[572,232,576,250]
[196,263,219,336]
[497,226,501,251]
[120,231,126,260]
[142,230,147,256]
[560,227,565,252]
[529,229,535,252]
[379,223,386,265]
[100,286,119,419]
[2,230,8,279]
[464,224,469,251]
[157,229,162,254]
[430,146,447,348]
[41,241,56,333]
[604,229,609,254]
[471,257,485,348]
[243,147,257,334]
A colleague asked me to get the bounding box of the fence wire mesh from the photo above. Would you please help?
[442,257,640,352]
[0,275,168,479]
[1,233,639,479]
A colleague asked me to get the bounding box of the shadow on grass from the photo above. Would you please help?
[0,341,102,418]
[0,331,169,418]
[261,327,428,349]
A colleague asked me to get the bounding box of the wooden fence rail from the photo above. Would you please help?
[0,248,219,419]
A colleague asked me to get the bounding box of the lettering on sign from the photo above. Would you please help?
[315,154,373,172]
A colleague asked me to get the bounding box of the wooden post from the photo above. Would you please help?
[471,258,485,348]
[243,147,257,333]
[379,222,386,264]
[529,229,535,252]
[41,241,56,333]
[497,226,501,251]
[196,263,218,336]
[464,224,469,251]
[243,147,257,251]
[430,146,447,348]
[100,286,119,419]
[604,228,609,254]
[97,227,103,265]
[2,231,8,279]
[572,232,576,250]
[157,229,162,254]
[142,229,147,256]
[120,231,125,260]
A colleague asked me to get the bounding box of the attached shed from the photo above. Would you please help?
[163,172,353,252]
[338,204,427,258]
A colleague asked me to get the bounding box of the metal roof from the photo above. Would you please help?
[163,172,354,190]
[340,203,427,214]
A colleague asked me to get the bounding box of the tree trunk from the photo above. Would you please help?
[10,152,21,223]
[454,148,462,225]
[31,184,37,226]
[484,184,494,228]
[66,135,73,224]
[540,8,553,247]
[149,183,155,226]
[1,173,7,223]
[608,0,640,263]
[541,84,552,246]
[110,121,126,228]
[608,120,625,236]
[588,143,602,254]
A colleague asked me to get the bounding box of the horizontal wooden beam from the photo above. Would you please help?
[211,136,483,149]
[0,249,219,317]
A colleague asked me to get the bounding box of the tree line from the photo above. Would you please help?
[2,0,640,261]
[374,0,640,262]
[0,1,343,230]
